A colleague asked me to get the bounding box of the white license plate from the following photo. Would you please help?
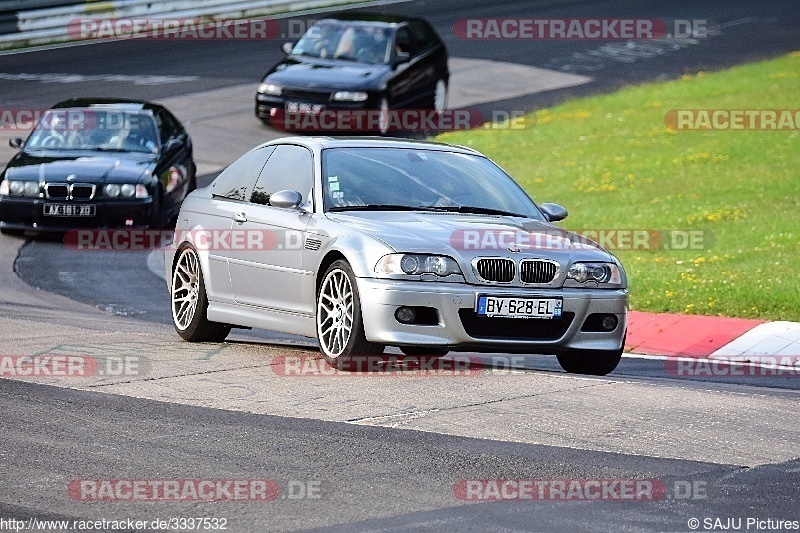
[285,101,324,114]
[43,204,96,217]
[476,295,562,319]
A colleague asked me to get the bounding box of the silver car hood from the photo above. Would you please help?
[325,211,615,263]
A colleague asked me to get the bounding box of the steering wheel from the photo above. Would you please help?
[356,46,380,63]
[40,131,65,148]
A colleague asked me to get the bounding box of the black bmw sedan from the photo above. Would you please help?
[0,98,196,232]
[255,13,449,134]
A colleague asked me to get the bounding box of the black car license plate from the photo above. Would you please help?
[43,204,96,217]
[285,101,324,114]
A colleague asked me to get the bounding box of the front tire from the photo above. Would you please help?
[316,260,383,370]
[556,348,622,376]
[377,96,390,135]
[171,246,231,342]
[432,79,448,113]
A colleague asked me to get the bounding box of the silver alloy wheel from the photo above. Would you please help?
[172,248,200,331]
[317,268,354,358]
[378,97,390,135]
[434,79,447,113]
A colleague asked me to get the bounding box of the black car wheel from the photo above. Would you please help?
[377,96,390,135]
[316,260,383,370]
[556,347,623,376]
[433,79,448,112]
[171,245,231,342]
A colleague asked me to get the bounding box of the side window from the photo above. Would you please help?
[251,145,313,206]
[394,27,414,56]
[211,146,275,201]
[409,21,439,53]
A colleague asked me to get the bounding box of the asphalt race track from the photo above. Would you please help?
[1,0,799,531]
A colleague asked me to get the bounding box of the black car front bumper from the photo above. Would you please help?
[0,196,155,231]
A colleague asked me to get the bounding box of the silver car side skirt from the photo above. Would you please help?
[207,301,316,339]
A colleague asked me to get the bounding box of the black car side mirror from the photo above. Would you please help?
[392,52,410,68]
[539,202,568,222]
[282,42,294,55]
[165,138,183,154]
[9,137,24,150]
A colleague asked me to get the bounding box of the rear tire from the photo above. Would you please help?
[171,245,231,342]
[316,260,383,370]
[556,348,622,376]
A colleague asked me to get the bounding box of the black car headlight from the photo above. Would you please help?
[333,91,368,102]
[257,83,282,96]
[103,184,149,199]
[1,180,40,197]
[375,253,462,278]
[566,262,622,284]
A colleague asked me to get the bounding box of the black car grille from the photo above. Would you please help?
[70,184,95,200]
[44,183,96,200]
[45,183,69,200]
[459,310,574,340]
[520,260,559,284]
[282,89,332,104]
[475,258,515,283]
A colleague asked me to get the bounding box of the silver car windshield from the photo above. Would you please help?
[322,147,545,220]
[292,22,391,65]
[24,108,159,154]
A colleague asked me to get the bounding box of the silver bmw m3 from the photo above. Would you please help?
[166,137,628,375]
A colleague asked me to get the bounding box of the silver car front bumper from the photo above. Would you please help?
[358,278,628,353]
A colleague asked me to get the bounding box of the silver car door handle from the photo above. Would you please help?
[233,212,247,223]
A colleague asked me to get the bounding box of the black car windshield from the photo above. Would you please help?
[24,108,159,154]
[322,147,545,220]
[292,22,391,64]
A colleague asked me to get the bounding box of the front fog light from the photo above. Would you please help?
[395,306,416,324]
[601,315,618,331]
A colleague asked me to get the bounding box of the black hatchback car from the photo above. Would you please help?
[0,98,196,232]
[255,13,449,134]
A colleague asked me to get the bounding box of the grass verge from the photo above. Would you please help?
[437,52,800,320]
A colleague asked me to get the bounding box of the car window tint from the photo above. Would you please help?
[250,145,313,206]
[409,21,439,52]
[394,27,414,56]
[157,109,183,142]
[211,146,275,201]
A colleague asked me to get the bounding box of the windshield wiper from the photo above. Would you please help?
[329,204,449,213]
[427,205,529,218]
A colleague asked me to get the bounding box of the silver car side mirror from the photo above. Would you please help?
[539,202,568,222]
[270,189,303,209]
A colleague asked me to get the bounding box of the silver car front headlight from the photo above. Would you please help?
[566,262,622,284]
[375,253,463,278]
